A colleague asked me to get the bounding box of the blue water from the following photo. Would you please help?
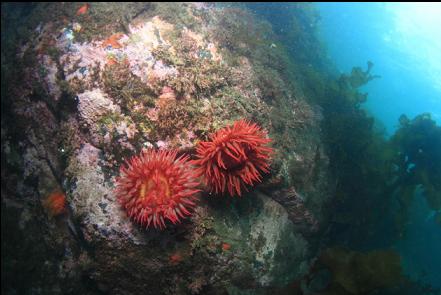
[317,2,441,289]
[395,189,441,289]
[317,2,441,136]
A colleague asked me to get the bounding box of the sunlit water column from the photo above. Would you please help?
[317,2,441,289]
[316,2,441,136]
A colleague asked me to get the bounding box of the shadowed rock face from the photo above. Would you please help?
[1,3,332,294]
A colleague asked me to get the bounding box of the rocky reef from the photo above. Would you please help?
[1,3,338,294]
[4,3,440,295]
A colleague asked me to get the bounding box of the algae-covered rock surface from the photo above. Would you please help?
[2,3,332,294]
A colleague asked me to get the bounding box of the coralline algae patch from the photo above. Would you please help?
[57,16,178,89]
[51,15,224,151]
[124,17,177,83]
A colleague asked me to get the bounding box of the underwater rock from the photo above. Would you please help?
[190,192,312,290]
[247,193,311,286]
[39,54,62,101]
[66,142,145,244]
[271,187,319,235]
[76,88,121,146]
[2,3,334,294]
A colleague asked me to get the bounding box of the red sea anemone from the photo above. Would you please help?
[193,119,273,197]
[43,191,67,217]
[115,149,200,229]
